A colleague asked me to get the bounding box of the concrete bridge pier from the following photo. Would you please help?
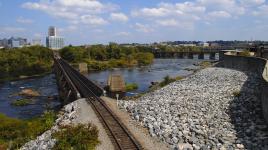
[198,53,204,59]
[210,52,216,60]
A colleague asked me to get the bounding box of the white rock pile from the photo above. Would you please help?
[119,67,268,150]
[20,101,79,150]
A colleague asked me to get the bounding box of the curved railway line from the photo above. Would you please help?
[54,56,142,150]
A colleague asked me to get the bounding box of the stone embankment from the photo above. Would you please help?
[20,101,78,150]
[20,99,113,150]
[119,67,268,149]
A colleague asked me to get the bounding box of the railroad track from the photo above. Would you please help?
[56,57,142,150]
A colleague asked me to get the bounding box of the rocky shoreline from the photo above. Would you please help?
[119,67,268,149]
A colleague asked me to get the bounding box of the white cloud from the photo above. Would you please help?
[134,23,154,33]
[58,26,78,33]
[116,32,130,36]
[132,2,205,18]
[81,15,108,25]
[22,0,117,25]
[110,13,128,22]
[198,0,245,16]
[156,19,178,26]
[132,7,170,17]
[253,4,268,16]
[208,11,232,18]
[16,17,34,24]
[240,0,265,6]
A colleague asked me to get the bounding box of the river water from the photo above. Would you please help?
[0,58,216,119]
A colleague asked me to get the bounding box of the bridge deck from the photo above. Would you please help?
[54,56,141,150]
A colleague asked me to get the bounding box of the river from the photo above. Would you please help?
[0,58,217,119]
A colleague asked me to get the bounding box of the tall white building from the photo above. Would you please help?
[48,26,57,37]
[46,26,64,50]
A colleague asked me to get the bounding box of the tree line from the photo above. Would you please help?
[0,46,53,80]
[59,43,154,70]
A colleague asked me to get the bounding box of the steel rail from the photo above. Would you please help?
[57,58,141,150]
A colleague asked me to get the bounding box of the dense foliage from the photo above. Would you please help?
[0,46,53,80]
[0,111,56,149]
[52,123,100,150]
[59,43,154,70]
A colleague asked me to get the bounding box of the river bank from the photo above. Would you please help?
[119,67,268,149]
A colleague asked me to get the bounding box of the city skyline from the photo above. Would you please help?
[0,0,268,45]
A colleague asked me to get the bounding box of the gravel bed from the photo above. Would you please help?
[119,67,268,150]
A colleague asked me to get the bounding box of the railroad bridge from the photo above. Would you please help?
[152,50,219,60]
[151,46,251,60]
[53,54,141,150]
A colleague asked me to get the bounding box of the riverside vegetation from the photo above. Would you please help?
[59,43,154,70]
[0,111,56,150]
[0,46,53,81]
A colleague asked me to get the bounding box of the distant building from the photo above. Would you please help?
[0,38,8,48]
[32,38,42,46]
[198,42,209,47]
[46,26,64,50]
[8,37,27,48]
[209,42,220,47]
[179,44,196,47]
[46,36,64,50]
[48,26,57,37]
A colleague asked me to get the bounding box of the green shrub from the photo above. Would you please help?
[126,83,139,91]
[0,111,56,149]
[11,99,32,106]
[160,76,176,87]
[52,124,100,150]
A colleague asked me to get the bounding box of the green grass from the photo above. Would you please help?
[125,83,139,91]
[0,111,56,149]
[52,123,100,150]
[11,99,32,106]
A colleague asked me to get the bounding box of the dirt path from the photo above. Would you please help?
[101,96,170,150]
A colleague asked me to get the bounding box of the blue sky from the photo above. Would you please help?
[0,0,268,45]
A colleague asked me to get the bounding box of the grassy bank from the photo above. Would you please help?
[0,111,56,149]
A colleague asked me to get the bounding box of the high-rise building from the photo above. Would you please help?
[46,36,64,50]
[46,26,64,50]
[48,26,57,37]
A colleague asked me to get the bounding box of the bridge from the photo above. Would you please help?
[53,54,141,150]
[151,46,250,59]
